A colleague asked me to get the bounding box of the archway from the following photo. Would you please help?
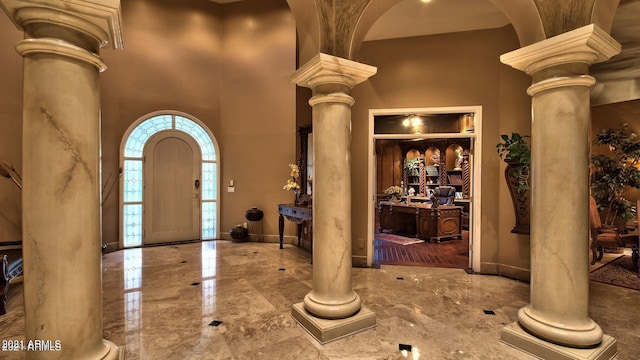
[119,111,220,247]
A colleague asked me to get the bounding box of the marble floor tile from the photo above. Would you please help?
[0,240,639,359]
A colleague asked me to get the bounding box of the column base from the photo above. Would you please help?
[501,322,617,360]
[291,302,376,344]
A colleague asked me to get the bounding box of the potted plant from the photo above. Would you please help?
[590,124,640,228]
[496,132,531,234]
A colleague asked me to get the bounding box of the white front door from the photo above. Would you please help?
[144,131,201,245]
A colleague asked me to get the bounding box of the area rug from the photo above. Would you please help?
[376,233,425,246]
[590,255,640,291]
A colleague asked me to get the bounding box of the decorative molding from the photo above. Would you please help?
[291,53,377,89]
[309,92,355,106]
[16,38,107,71]
[0,0,123,49]
[501,24,621,75]
[527,75,596,96]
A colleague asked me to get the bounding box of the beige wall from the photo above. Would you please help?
[219,0,297,240]
[0,0,297,246]
[351,27,533,277]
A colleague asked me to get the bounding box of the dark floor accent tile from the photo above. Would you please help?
[483,310,496,315]
[191,282,201,286]
[209,320,223,327]
[278,268,286,271]
[396,277,404,280]
[399,344,412,351]
[180,260,187,264]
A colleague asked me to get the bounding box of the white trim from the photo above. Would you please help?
[367,105,482,273]
[118,110,221,248]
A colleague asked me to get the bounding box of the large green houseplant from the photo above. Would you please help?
[590,124,640,227]
[497,132,531,234]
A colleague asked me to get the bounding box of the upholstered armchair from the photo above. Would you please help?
[433,186,455,205]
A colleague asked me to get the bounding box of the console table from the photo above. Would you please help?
[379,201,462,242]
[278,204,312,251]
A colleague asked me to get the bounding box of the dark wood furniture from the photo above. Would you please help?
[590,196,640,274]
[1,241,23,315]
[278,204,312,252]
[379,201,462,242]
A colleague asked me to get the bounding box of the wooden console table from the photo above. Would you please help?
[278,204,312,251]
[379,201,462,242]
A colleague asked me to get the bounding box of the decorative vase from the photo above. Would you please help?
[504,159,530,235]
[229,225,248,242]
[245,207,264,221]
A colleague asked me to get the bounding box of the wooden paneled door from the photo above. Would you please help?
[144,131,201,245]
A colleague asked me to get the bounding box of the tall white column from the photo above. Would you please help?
[1,1,123,359]
[290,53,377,343]
[500,25,620,360]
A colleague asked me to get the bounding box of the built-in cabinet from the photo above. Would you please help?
[400,139,471,199]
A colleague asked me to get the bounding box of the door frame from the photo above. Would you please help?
[367,106,483,272]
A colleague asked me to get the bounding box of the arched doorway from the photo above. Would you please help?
[119,111,220,248]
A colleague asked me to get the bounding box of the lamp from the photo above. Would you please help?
[0,161,22,189]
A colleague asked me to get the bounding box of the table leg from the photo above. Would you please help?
[297,223,303,247]
[279,213,284,249]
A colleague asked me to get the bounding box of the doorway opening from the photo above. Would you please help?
[119,111,220,248]
[367,106,482,273]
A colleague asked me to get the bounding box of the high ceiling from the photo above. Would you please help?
[209,0,639,103]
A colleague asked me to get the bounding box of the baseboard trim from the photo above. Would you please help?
[480,262,530,282]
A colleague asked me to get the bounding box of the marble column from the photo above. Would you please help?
[289,53,377,343]
[1,1,123,359]
[500,25,620,360]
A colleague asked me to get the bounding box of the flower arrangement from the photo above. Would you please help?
[404,157,423,176]
[283,163,300,192]
[384,186,403,196]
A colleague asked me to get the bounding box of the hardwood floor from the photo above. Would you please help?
[374,231,470,270]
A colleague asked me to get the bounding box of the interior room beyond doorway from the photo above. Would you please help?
[368,107,482,271]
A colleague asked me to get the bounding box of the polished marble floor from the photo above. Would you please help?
[1,240,639,359]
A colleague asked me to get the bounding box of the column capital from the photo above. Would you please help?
[500,24,620,75]
[16,38,107,71]
[0,0,123,49]
[291,53,377,90]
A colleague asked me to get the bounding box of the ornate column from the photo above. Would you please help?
[290,53,376,343]
[500,25,620,360]
[1,1,123,359]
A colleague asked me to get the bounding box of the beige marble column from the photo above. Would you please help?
[500,25,620,360]
[1,1,123,359]
[289,53,377,343]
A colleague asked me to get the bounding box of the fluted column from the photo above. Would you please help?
[290,53,377,343]
[1,1,123,359]
[500,25,620,360]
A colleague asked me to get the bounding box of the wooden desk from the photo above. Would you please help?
[379,201,462,242]
[278,204,312,250]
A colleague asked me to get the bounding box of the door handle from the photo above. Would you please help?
[195,179,200,189]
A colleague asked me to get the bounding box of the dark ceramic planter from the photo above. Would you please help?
[504,159,530,235]
[229,225,248,241]
[245,207,264,221]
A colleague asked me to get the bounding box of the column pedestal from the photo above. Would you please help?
[291,302,376,344]
[501,323,617,360]
[499,24,620,360]
[290,53,376,343]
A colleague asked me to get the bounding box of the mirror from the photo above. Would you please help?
[298,125,313,197]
